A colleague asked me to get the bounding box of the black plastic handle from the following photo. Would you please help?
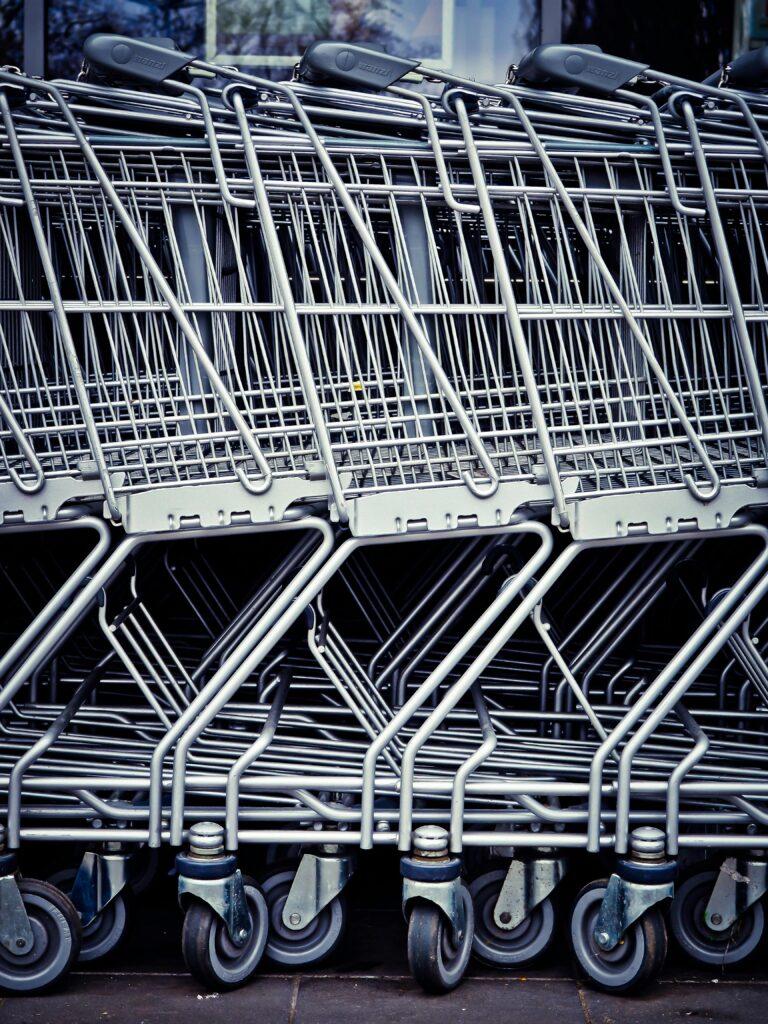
[82,34,195,84]
[700,69,723,87]
[515,44,648,95]
[725,46,768,88]
[296,41,420,89]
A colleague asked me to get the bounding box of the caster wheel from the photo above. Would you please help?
[49,868,133,963]
[570,879,667,994]
[261,866,346,967]
[470,868,556,968]
[407,882,475,994]
[181,875,268,990]
[670,869,764,966]
[0,878,82,994]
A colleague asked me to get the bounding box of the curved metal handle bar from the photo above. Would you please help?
[157,516,337,847]
[217,76,500,500]
[676,94,768,465]
[226,87,349,520]
[394,519,554,849]
[658,71,768,166]
[447,91,570,523]
[664,702,709,856]
[163,80,256,210]
[0,72,273,498]
[0,513,111,683]
[448,682,498,853]
[434,74,722,504]
[224,666,292,849]
[0,80,121,521]
[613,89,706,217]
[0,391,45,493]
[586,523,768,853]
[386,84,480,215]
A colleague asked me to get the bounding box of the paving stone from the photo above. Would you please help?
[293,977,586,1024]
[0,972,294,1024]
[580,979,768,1024]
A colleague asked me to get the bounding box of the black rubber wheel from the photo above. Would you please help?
[407,882,475,994]
[261,866,346,967]
[670,869,764,966]
[181,875,268,990]
[470,868,557,968]
[0,878,82,994]
[48,867,133,964]
[570,879,667,994]
[78,890,132,964]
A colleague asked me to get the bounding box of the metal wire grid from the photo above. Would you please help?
[2,78,768,528]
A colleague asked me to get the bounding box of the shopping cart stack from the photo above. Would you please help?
[2,31,768,1001]
[0,59,340,994]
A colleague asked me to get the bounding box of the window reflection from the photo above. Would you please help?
[44,0,541,83]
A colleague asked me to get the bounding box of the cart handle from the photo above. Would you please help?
[721,46,768,90]
[513,43,648,95]
[84,36,479,217]
[296,40,420,89]
[293,42,482,213]
[82,34,196,85]
[82,36,254,211]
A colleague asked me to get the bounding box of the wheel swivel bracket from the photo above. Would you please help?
[0,873,34,956]
[593,873,673,952]
[704,857,768,932]
[282,849,354,932]
[493,855,567,932]
[178,868,252,948]
[402,876,466,946]
[71,849,130,927]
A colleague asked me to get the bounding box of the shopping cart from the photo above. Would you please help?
[3,32,768,1000]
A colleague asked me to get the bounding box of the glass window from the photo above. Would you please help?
[209,0,540,81]
[44,0,541,82]
[46,0,205,78]
[1,1,24,68]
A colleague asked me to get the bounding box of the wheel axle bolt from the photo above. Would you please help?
[15,938,25,948]
[499,911,512,925]
[238,929,248,941]
[710,913,722,926]
[596,931,611,948]
[289,913,301,926]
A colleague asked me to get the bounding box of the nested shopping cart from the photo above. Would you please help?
[3,31,768,1000]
